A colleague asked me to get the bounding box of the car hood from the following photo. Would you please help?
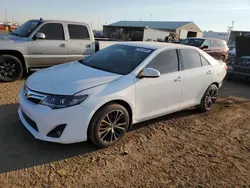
[0,33,23,40]
[26,61,123,95]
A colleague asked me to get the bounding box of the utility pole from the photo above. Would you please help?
[227,21,234,41]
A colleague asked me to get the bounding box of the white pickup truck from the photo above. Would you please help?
[0,19,117,82]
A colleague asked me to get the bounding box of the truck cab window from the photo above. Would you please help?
[38,23,65,40]
[68,24,90,40]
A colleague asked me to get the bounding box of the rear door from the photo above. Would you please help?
[210,40,222,59]
[27,23,68,67]
[178,49,213,108]
[67,24,95,62]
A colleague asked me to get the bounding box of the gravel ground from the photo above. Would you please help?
[0,77,250,187]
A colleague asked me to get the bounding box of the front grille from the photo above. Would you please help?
[21,110,39,132]
[24,87,46,105]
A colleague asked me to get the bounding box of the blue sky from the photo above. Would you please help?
[0,0,250,31]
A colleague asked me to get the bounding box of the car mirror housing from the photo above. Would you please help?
[35,32,46,40]
[137,67,161,78]
[201,45,209,49]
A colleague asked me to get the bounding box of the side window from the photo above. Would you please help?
[179,49,202,70]
[202,40,211,48]
[38,23,64,40]
[68,24,90,39]
[200,55,210,66]
[146,50,179,74]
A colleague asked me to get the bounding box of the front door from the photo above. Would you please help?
[27,23,68,67]
[135,49,183,122]
[67,24,95,62]
[178,49,214,108]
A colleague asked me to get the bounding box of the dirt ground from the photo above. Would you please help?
[0,78,250,187]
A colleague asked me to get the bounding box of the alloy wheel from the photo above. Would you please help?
[0,59,17,78]
[205,87,218,110]
[98,110,127,143]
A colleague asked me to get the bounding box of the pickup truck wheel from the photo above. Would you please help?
[198,84,218,112]
[0,55,23,82]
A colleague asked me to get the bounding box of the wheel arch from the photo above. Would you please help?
[87,99,134,135]
[211,82,219,88]
[0,50,28,73]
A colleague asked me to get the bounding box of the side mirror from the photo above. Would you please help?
[35,32,45,40]
[201,45,209,49]
[137,67,161,78]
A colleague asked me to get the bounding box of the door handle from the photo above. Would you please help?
[60,44,67,47]
[174,76,182,82]
[206,70,212,75]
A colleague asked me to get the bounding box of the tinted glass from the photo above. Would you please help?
[38,23,64,40]
[68,24,90,39]
[180,38,204,47]
[146,50,179,74]
[180,49,202,70]
[12,20,41,37]
[81,45,154,75]
[200,55,210,66]
[202,40,211,47]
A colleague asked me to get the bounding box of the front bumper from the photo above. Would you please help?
[18,87,92,144]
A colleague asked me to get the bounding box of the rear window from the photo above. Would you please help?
[81,45,154,75]
[68,24,90,39]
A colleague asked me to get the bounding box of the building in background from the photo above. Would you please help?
[203,31,229,41]
[103,21,202,41]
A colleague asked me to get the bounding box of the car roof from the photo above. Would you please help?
[117,42,198,50]
[29,19,87,25]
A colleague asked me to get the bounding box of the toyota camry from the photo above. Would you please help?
[18,42,227,148]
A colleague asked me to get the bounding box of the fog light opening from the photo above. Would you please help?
[47,124,67,138]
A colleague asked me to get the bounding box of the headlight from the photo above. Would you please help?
[40,95,88,109]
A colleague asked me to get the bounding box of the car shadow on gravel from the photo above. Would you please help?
[0,103,98,174]
[0,102,202,174]
[0,79,250,174]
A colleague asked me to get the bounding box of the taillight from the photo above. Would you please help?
[225,65,228,70]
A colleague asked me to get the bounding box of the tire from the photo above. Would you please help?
[198,84,218,112]
[219,55,226,62]
[0,55,23,82]
[88,104,130,148]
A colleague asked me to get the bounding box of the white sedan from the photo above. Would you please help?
[18,42,227,148]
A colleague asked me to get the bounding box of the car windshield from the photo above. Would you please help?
[81,44,154,75]
[180,38,204,47]
[10,20,41,37]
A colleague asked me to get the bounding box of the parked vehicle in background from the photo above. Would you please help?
[18,42,227,148]
[180,37,229,62]
[0,19,118,82]
[226,35,250,80]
